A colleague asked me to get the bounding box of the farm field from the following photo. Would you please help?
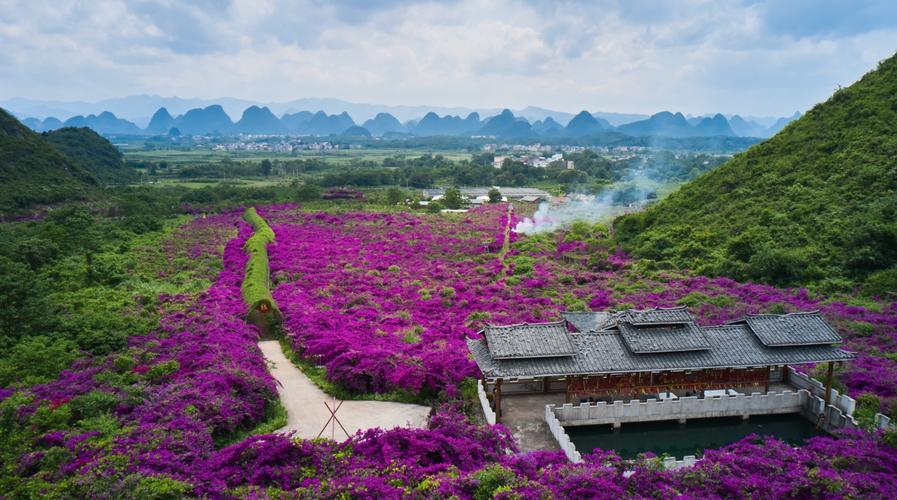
[122,146,473,166]
[2,203,897,497]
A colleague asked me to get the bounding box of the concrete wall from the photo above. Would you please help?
[477,381,497,425]
[798,390,860,433]
[787,366,855,415]
[544,404,582,463]
[875,413,893,431]
[554,390,809,427]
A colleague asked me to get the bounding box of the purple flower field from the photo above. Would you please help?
[3,204,897,497]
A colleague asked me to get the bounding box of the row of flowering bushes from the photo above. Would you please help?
[0,212,280,496]
[192,427,897,498]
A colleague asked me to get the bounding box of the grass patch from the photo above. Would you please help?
[214,398,288,447]
[274,332,433,406]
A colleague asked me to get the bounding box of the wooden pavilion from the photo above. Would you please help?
[467,307,853,420]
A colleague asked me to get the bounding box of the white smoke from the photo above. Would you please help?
[514,173,656,235]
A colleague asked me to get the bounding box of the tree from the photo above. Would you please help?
[386,187,404,205]
[259,159,272,176]
[296,183,321,201]
[488,188,502,203]
[442,186,464,209]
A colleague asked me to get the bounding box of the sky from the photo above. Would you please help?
[1,0,896,116]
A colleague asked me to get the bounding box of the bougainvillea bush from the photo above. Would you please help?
[3,203,897,497]
[0,213,279,496]
[263,204,897,411]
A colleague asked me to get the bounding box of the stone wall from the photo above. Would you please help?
[544,403,582,463]
[787,366,855,415]
[477,380,496,425]
[552,390,809,427]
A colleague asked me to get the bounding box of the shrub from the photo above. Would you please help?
[241,208,281,319]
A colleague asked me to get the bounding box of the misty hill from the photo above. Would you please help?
[305,111,355,135]
[340,125,371,137]
[478,109,533,138]
[768,111,802,135]
[362,112,406,136]
[43,127,139,184]
[62,111,141,135]
[615,53,897,291]
[173,105,234,135]
[0,108,98,213]
[532,117,564,135]
[235,106,288,134]
[146,107,175,135]
[565,110,611,137]
[281,111,314,133]
[617,111,724,138]
[412,112,481,136]
[728,115,770,137]
[693,114,736,136]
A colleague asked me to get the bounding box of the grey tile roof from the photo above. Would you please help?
[563,311,612,333]
[468,324,854,379]
[614,306,696,326]
[481,321,576,359]
[617,322,711,353]
[731,311,844,347]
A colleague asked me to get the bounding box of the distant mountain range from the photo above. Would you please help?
[15,102,801,140]
[3,95,800,137]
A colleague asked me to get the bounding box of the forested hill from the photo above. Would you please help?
[615,52,897,294]
[0,108,99,214]
[44,127,139,184]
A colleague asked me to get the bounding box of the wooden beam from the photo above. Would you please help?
[495,378,503,419]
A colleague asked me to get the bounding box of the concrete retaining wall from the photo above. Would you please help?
[477,381,496,425]
[875,413,893,431]
[787,367,855,415]
[554,390,808,426]
[544,404,582,463]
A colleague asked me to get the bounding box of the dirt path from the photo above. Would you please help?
[258,340,431,440]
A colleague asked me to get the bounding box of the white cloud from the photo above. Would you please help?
[0,0,894,115]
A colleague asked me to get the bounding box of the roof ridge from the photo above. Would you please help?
[613,305,689,314]
[483,319,567,329]
[743,310,822,318]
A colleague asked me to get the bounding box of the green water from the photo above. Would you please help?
[565,413,824,459]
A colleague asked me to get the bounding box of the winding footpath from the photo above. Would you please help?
[258,340,430,439]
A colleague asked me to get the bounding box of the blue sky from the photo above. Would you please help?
[0,0,895,115]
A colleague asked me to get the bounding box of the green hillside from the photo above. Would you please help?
[0,108,99,214]
[615,53,897,293]
[44,127,139,184]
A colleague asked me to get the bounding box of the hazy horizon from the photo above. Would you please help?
[2,1,896,118]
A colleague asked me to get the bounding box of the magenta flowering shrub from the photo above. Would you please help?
[193,409,517,497]
[266,204,558,395]
[263,203,896,408]
[5,203,897,497]
[4,213,279,490]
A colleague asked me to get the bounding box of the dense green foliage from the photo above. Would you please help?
[312,151,725,194]
[43,127,140,184]
[616,53,897,293]
[0,210,219,387]
[0,108,98,213]
[241,207,280,319]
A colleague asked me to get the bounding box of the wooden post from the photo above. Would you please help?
[495,378,503,419]
[822,361,834,425]
[764,366,770,394]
